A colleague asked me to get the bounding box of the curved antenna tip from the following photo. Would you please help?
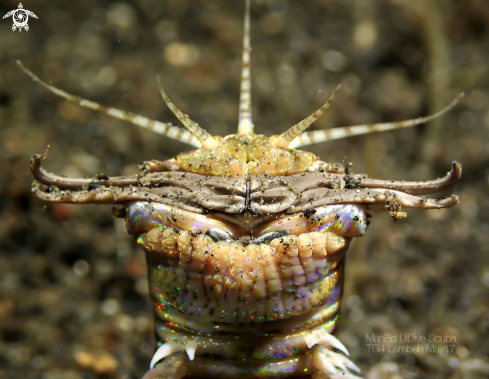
[156,75,219,149]
[274,84,342,149]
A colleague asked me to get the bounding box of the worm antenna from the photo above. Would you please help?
[237,0,254,135]
[273,84,342,149]
[16,60,201,148]
[289,92,465,149]
[157,76,219,149]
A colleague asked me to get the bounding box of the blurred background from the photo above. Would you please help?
[0,0,488,378]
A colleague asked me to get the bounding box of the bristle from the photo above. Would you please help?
[149,341,184,369]
[184,341,198,361]
[16,60,202,148]
[289,92,465,149]
[237,0,254,135]
[157,76,219,149]
[273,85,342,149]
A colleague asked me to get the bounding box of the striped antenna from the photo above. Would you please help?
[237,0,254,135]
[288,92,465,148]
[274,84,342,149]
[156,76,219,149]
[16,60,201,148]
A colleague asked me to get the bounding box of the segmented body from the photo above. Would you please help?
[22,1,462,378]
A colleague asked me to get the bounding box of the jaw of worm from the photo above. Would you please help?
[22,0,463,378]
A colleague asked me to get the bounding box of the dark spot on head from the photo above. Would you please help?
[88,181,101,191]
[344,175,362,189]
[303,208,317,218]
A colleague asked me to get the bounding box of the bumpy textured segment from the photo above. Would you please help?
[177,134,316,177]
[128,200,366,378]
[128,201,365,325]
[140,229,347,322]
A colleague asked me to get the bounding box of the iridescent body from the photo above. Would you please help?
[22,1,463,378]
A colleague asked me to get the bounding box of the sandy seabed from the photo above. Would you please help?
[0,1,488,378]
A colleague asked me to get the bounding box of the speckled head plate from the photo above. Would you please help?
[22,0,462,378]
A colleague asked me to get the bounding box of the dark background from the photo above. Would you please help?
[0,0,488,378]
